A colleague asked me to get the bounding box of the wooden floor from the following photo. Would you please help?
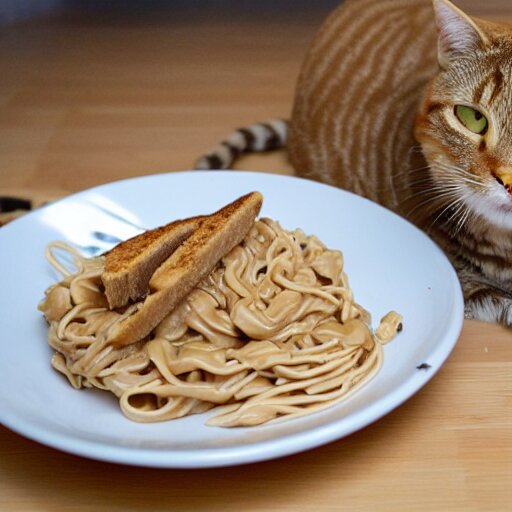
[1,1,512,511]
[0,1,329,199]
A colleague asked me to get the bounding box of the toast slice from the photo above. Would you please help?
[106,191,263,346]
[102,216,202,309]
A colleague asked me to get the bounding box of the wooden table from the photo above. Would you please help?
[1,2,511,510]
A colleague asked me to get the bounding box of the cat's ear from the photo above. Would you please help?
[433,0,488,68]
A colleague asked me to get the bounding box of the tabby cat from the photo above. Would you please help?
[195,0,512,327]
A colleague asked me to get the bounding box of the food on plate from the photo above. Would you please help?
[104,191,263,346]
[39,192,402,427]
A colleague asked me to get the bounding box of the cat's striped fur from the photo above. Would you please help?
[195,0,512,327]
[195,119,288,170]
[289,0,437,210]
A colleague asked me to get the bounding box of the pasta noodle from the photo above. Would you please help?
[39,218,402,427]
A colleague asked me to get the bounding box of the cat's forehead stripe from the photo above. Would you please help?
[469,68,507,109]
[473,72,493,104]
[488,68,504,105]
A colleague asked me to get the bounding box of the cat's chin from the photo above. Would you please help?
[464,187,512,232]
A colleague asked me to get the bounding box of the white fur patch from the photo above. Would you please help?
[463,182,512,231]
[465,296,499,322]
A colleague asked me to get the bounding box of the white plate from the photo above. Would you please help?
[0,171,464,468]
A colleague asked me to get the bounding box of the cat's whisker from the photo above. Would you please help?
[404,179,472,215]
[389,160,486,203]
[443,176,485,188]
[404,189,460,219]
[453,205,473,235]
[387,174,432,191]
[430,196,466,229]
[405,189,460,206]
[400,184,460,206]
[378,162,435,194]
[376,174,433,193]
[448,201,464,220]
[433,162,486,188]
[442,171,484,188]
[390,164,431,179]
[447,198,474,236]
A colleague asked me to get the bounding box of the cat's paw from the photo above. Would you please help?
[464,288,512,326]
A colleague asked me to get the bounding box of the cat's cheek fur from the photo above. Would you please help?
[462,185,512,231]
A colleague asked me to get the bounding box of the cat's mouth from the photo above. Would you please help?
[490,173,512,214]
[493,169,512,196]
[494,175,512,193]
[463,180,512,230]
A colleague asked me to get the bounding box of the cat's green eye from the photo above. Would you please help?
[454,105,488,135]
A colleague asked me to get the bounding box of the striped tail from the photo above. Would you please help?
[194,119,288,170]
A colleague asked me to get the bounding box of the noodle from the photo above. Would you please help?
[39,218,402,427]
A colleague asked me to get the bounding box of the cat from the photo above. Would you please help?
[195,0,512,328]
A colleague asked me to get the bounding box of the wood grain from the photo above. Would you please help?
[1,2,511,511]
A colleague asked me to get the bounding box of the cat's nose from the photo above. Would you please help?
[495,167,512,193]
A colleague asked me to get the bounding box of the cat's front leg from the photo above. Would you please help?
[463,284,512,326]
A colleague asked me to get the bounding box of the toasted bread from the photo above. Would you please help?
[106,192,263,346]
[102,216,202,309]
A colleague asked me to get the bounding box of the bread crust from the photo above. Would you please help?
[102,217,202,309]
[106,192,263,346]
